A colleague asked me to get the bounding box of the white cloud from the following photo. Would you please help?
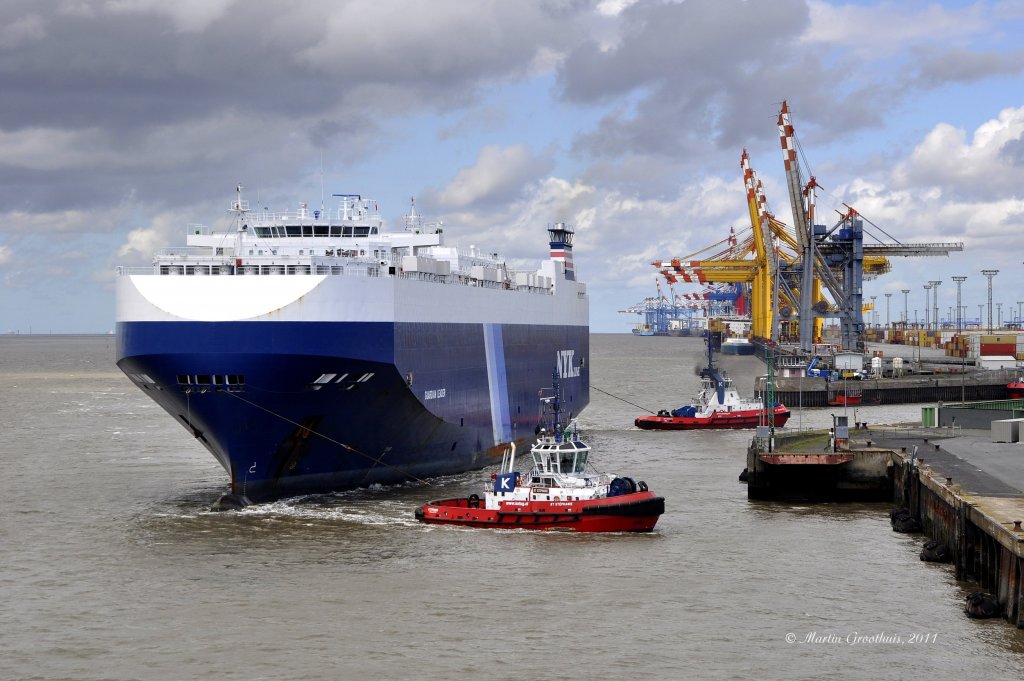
[438,145,553,208]
[117,227,164,260]
[0,244,11,265]
[436,172,738,293]
[803,0,986,55]
[0,127,120,171]
[297,0,571,83]
[0,13,45,49]
[0,208,100,235]
[102,0,235,33]
[116,212,185,263]
[57,2,96,19]
[597,0,639,17]
[891,106,1024,200]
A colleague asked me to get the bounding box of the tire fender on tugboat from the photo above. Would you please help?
[468,494,480,508]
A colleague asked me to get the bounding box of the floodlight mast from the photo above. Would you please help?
[981,270,999,333]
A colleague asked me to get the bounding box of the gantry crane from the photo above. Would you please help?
[777,100,964,352]
[650,100,964,353]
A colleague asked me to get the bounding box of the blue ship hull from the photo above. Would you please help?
[117,320,589,502]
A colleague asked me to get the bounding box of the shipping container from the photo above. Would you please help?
[981,343,1017,356]
[982,334,1019,344]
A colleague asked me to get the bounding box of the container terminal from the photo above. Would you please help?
[641,101,1024,626]
[644,100,1023,406]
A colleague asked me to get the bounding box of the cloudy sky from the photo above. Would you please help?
[3,0,1024,334]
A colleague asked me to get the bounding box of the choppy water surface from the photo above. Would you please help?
[2,334,1022,680]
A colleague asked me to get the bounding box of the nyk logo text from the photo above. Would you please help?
[557,349,581,378]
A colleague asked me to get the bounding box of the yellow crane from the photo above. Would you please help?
[654,101,962,351]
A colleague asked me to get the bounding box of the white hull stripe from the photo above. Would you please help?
[483,323,512,444]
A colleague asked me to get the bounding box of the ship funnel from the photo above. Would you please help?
[548,222,575,281]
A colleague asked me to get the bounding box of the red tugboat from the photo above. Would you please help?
[1009,378,1024,400]
[635,334,790,431]
[415,373,665,532]
[828,392,862,407]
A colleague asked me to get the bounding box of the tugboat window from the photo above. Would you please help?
[560,452,574,474]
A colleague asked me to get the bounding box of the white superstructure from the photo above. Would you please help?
[116,189,587,325]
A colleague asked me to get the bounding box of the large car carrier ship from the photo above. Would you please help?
[115,188,589,507]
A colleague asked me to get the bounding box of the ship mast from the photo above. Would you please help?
[404,197,421,232]
[230,184,249,232]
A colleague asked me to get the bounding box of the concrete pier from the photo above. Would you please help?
[748,426,1024,627]
[746,433,894,501]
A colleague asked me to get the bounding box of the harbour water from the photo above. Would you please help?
[2,334,1023,680]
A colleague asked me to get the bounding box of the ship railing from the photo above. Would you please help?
[397,270,449,284]
[456,274,504,290]
[115,262,561,291]
[394,269,556,294]
[246,208,382,226]
[246,213,371,225]
[870,426,965,442]
[156,246,210,257]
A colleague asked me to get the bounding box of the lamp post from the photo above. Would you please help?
[952,276,966,334]
[978,304,984,329]
[1018,301,1023,327]
[981,269,999,333]
[997,302,1003,330]
[950,298,966,402]
[870,295,877,329]
[902,289,910,331]
[924,284,932,330]
[929,280,942,332]
[885,292,892,334]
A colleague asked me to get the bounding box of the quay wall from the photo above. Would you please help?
[749,430,1024,627]
[893,456,1024,627]
[765,374,1014,407]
